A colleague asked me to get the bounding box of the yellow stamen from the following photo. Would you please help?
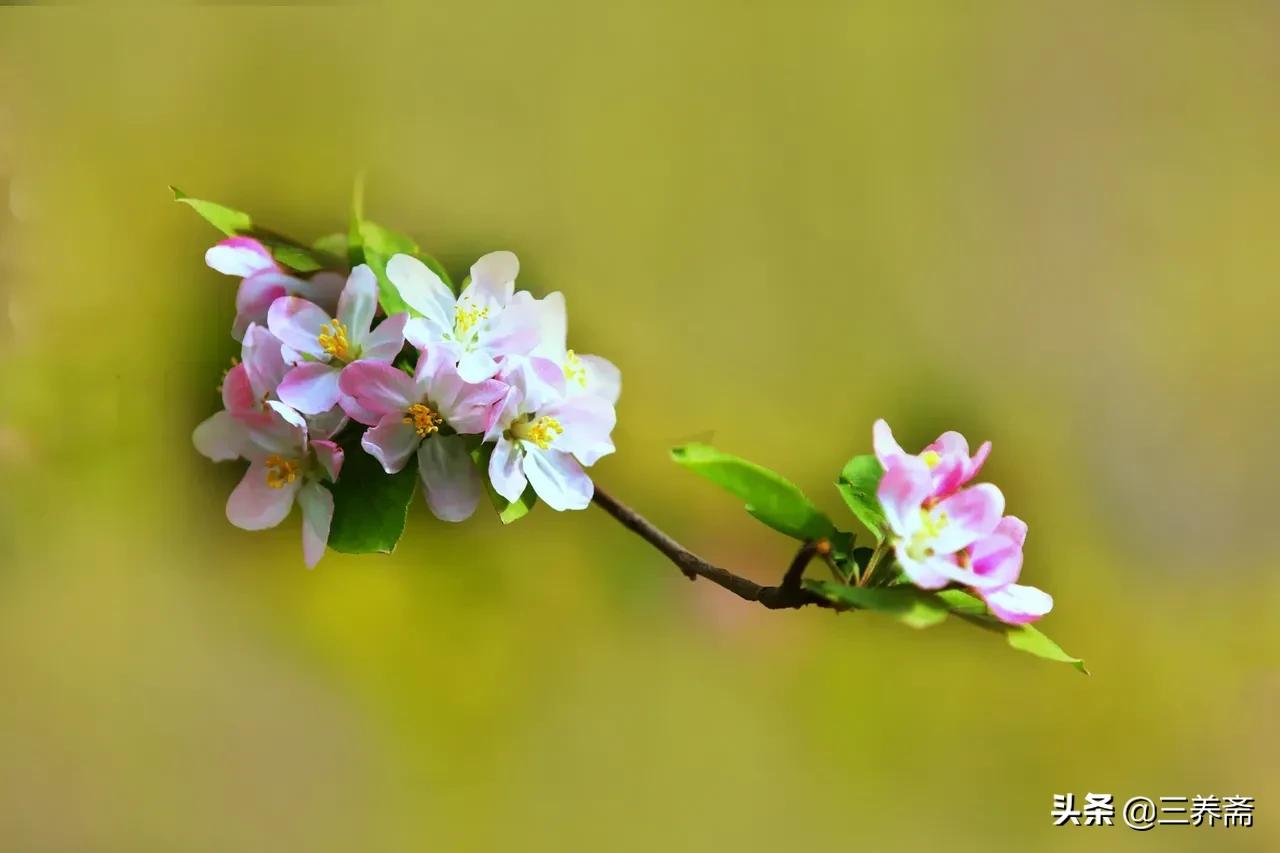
[563,349,587,387]
[514,415,564,449]
[403,403,444,438]
[318,319,351,360]
[906,509,950,560]
[265,455,300,489]
[921,450,941,469]
[454,300,490,336]
[215,356,240,394]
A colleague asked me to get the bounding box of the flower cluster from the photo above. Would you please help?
[194,238,619,567]
[873,419,1053,624]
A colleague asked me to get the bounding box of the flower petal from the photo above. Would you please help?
[465,250,519,307]
[872,418,906,467]
[221,362,256,413]
[296,271,345,315]
[338,360,417,418]
[267,296,331,359]
[894,549,955,590]
[311,439,344,482]
[929,483,1005,553]
[193,410,245,462]
[488,436,528,503]
[982,583,1053,625]
[233,273,292,341]
[360,312,407,362]
[523,446,593,511]
[277,363,342,415]
[995,515,1028,547]
[969,532,1023,587]
[543,394,616,466]
[337,264,378,342]
[297,481,334,569]
[417,435,482,522]
[877,457,932,538]
[206,237,277,277]
[241,323,287,401]
[387,253,454,334]
[578,353,621,405]
[457,348,500,383]
[226,463,298,530]
[361,415,420,474]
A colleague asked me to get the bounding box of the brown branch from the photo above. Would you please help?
[591,484,835,610]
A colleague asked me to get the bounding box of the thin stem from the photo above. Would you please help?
[590,485,836,611]
[859,539,891,587]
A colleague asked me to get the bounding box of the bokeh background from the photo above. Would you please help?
[1,3,1277,851]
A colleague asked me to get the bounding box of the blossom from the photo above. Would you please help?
[267,264,407,416]
[962,517,1054,624]
[225,401,343,568]
[524,290,621,406]
[206,236,344,341]
[873,418,990,500]
[387,250,540,382]
[483,357,616,511]
[192,323,288,461]
[877,455,1005,590]
[338,347,508,522]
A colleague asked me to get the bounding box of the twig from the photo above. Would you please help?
[591,485,835,610]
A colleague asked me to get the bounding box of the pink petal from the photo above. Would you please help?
[241,323,287,401]
[192,410,245,462]
[488,436,528,503]
[338,392,383,427]
[267,296,331,359]
[311,439,344,482]
[233,274,291,341]
[361,415,420,474]
[206,237,277,277]
[226,463,298,530]
[359,313,407,362]
[439,378,509,435]
[982,584,1053,624]
[543,394,616,466]
[338,360,417,418]
[523,447,593,511]
[968,532,1023,587]
[277,363,342,415]
[872,419,906,467]
[221,363,255,413]
[337,264,378,341]
[297,481,334,569]
[929,483,1005,553]
[417,435,482,522]
[297,271,345,315]
[876,457,932,538]
[995,515,1028,547]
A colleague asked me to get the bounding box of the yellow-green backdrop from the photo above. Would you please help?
[1,3,1276,851]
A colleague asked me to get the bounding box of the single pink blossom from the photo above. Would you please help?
[225,401,344,568]
[873,418,991,500]
[267,265,407,416]
[206,236,344,341]
[339,347,508,522]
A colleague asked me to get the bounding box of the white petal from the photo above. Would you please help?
[417,435,482,522]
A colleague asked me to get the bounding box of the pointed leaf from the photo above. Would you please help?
[836,454,887,541]
[171,185,251,236]
[939,590,1087,673]
[671,443,835,541]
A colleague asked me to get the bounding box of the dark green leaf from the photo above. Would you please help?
[327,432,418,554]
[836,453,887,541]
[805,580,949,628]
[670,443,835,542]
[170,185,252,236]
[470,442,537,524]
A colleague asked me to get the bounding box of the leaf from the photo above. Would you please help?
[939,590,1088,673]
[312,232,349,257]
[327,432,418,554]
[836,454,887,541]
[470,442,537,524]
[805,580,949,629]
[170,185,252,236]
[671,443,835,542]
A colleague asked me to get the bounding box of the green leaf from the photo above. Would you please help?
[470,442,537,524]
[670,443,835,541]
[939,590,1088,673]
[312,232,349,257]
[327,432,418,554]
[170,185,252,236]
[836,454,887,541]
[358,220,418,316]
[805,580,949,629]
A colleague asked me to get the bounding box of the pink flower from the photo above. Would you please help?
[192,323,288,462]
[483,357,616,511]
[878,456,1005,590]
[338,347,508,522]
[267,265,408,416]
[226,401,344,569]
[962,517,1054,624]
[873,418,991,500]
[206,237,344,341]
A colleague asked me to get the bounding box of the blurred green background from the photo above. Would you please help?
[1,3,1277,851]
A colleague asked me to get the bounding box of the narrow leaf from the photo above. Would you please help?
[836,453,887,541]
[171,185,252,236]
[671,443,835,542]
[805,580,949,629]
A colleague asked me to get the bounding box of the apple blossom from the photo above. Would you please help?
[267,264,408,416]
[191,322,288,462]
[206,236,344,341]
[524,290,621,406]
[226,401,344,569]
[387,251,541,382]
[338,347,508,522]
[873,418,990,501]
[961,516,1054,624]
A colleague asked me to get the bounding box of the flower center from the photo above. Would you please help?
[403,403,444,438]
[513,415,564,449]
[906,509,950,560]
[318,319,351,361]
[454,300,490,337]
[265,455,300,489]
[563,349,587,387]
[921,450,941,469]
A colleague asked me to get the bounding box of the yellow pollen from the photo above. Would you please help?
[921,450,941,469]
[563,349,587,387]
[515,415,564,449]
[403,403,444,438]
[216,356,240,394]
[264,455,300,489]
[454,300,490,336]
[907,509,950,560]
[318,319,351,360]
